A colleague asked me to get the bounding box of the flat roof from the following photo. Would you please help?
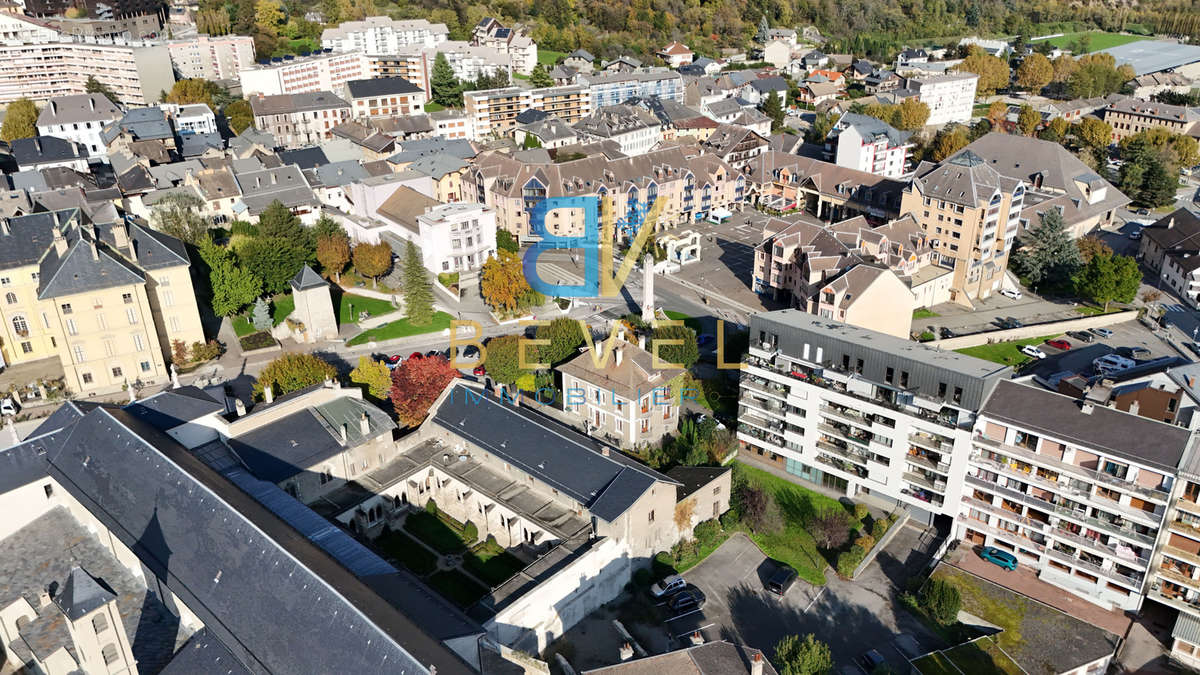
[1100,40,1200,76]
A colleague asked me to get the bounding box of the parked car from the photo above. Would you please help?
[697,334,716,348]
[1068,330,1095,343]
[1137,208,1150,216]
[1020,345,1046,359]
[408,352,424,360]
[668,586,706,613]
[858,650,887,674]
[767,564,798,597]
[999,317,1023,329]
[999,288,1023,300]
[979,546,1018,571]
[939,327,957,339]
[649,574,686,598]
[1188,342,1200,358]
[1094,353,1136,375]
[473,364,487,377]
[1127,346,1151,359]
[0,396,18,417]
[461,345,480,359]
[380,354,403,370]
[1129,228,1142,240]
[1090,327,1114,338]
[1045,338,1071,350]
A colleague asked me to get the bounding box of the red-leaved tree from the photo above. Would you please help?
[389,355,458,427]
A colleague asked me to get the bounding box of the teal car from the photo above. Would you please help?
[979,546,1017,571]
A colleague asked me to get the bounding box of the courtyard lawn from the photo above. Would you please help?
[231,294,294,336]
[463,540,526,586]
[346,311,452,346]
[913,308,940,319]
[663,310,705,334]
[403,511,468,554]
[538,49,566,66]
[1034,31,1149,51]
[423,102,445,112]
[910,652,963,675]
[337,293,396,325]
[376,529,438,576]
[428,570,488,608]
[734,462,864,586]
[954,335,1056,367]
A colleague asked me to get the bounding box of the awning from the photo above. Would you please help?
[709,206,733,221]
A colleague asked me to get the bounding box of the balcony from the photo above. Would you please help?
[1158,565,1200,591]
[816,439,870,468]
[815,452,868,478]
[956,513,1046,553]
[1050,525,1149,567]
[741,376,789,400]
[1148,582,1200,613]
[909,431,953,453]
[817,421,874,448]
[962,495,1049,533]
[819,404,874,429]
[904,470,947,494]
[738,425,785,450]
[907,451,950,475]
[1046,547,1144,589]
[1178,498,1200,518]
[742,412,784,434]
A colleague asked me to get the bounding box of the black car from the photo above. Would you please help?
[998,317,1023,329]
[1188,342,1200,359]
[766,564,798,596]
[940,327,957,339]
[858,650,886,673]
[1067,330,1094,343]
[668,586,707,613]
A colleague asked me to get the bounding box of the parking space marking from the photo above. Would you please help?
[803,586,827,614]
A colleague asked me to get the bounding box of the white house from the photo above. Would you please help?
[35,93,123,160]
[161,103,218,136]
[373,186,497,274]
[657,41,694,68]
[906,72,978,126]
[826,112,913,178]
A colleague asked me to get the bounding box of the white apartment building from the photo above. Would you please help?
[321,17,447,53]
[740,310,1009,523]
[572,104,663,156]
[166,34,255,81]
[0,12,61,45]
[239,50,368,97]
[904,72,978,126]
[826,112,913,178]
[35,93,123,159]
[159,102,218,135]
[415,202,497,274]
[471,18,537,75]
[430,108,476,141]
[343,77,426,118]
[0,42,175,105]
[961,380,1187,612]
[464,85,592,137]
[435,41,512,83]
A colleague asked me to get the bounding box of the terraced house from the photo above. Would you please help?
[0,208,203,396]
[465,144,744,240]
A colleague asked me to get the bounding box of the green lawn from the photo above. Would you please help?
[424,101,445,112]
[1034,31,1149,51]
[1074,305,1110,316]
[376,530,438,576]
[955,335,1057,367]
[346,311,453,346]
[538,49,566,66]
[231,294,294,336]
[428,570,488,608]
[734,462,863,586]
[910,652,963,675]
[463,540,526,586]
[403,511,467,554]
[338,293,396,325]
[656,530,732,573]
[913,308,941,319]
[972,103,995,116]
[663,310,705,334]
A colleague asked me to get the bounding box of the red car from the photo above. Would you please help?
[1045,338,1071,350]
[473,365,486,376]
[408,351,423,360]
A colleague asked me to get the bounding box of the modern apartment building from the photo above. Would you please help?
[961,379,1190,612]
[825,112,913,178]
[250,91,351,148]
[363,43,512,97]
[740,310,1008,522]
[321,17,449,52]
[238,50,368,97]
[0,209,203,396]
[0,41,175,105]
[344,77,426,118]
[471,17,537,75]
[1104,98,1200,142]
[374,190,497,274]
[1153,457,1200,668]
[466,145,744,239]
[166,34,256,81]
[903,72,978,125]
[577,69,685,108]
[901,148,1025,303]
[463,85,590,137]
[35,93,123,159]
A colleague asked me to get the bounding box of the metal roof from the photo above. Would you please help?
[1101,40,1200,76]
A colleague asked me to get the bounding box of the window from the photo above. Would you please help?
[44,483,53,498]
[885,367,894,384]
[82,372,93,384]
[648,510,655,522]
[73,345,85,362]
[4,292,15,304]
[102,643,119,665]
[133,334,144,351]
[0,277,8,287]
[92,613,109,633]
[66,319,77,336]
[140,361,151,372]
[126,308,138,324]
[60,303,72,314]
[20,342,31,353]
[122,293,133,304]
[12,315,28,336]
[111,366,122,379]
[162,290,174,306]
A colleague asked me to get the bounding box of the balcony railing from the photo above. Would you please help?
[909,432,953,453]
[816,439,870,467]
[1046,547,1144,589]
[907,451,950,475]
[740,376,789,400]
[903,470,947,494]
[738,425,784,450]
[815,453,868,478]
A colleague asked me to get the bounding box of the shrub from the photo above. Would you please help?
[230,220,259,237]
[855,534,876,551]
[693,519,722,548]
[919,578,962,624]
[239,331,276,351]
[555,297,570,310]
[808,508,851,549]
[191,340,221,362]
[425,499,438,516]
[854,503,869,521]
[719,509,740,530]
[670,538,699,563]
[462,520,478,542]
[837,545,866,578]
[871,518,889,539]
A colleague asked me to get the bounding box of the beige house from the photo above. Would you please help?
[0,208,203,396]
[557,333,683,448]
[249,91,352,149]
[1104,98,1200,143]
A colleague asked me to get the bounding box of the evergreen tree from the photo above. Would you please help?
[431,53,462,107]
[529,63,554,88]
[1142,159,1179,207]
[762,91,784,131]
[251,297,272,331]
[1011,208,1082,287]
[402,240,434,325]
[756,14,770,43]
[85,77,117,102]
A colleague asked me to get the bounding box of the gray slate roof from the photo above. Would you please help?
[10,137,88,168]
[291,265,326,291]
[832,112,911,147]
[124,386,224,430]
[38,225,145,300]
[346,77,423,98]
[54,566,116,620]
[37,93,122,127]
[158,627,252,675]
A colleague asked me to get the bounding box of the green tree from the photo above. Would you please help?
[1,98,38,142]
[774,634,833,675]
[649,324,699,370]
[1011,208,1083,288]
[1075,117,1112,149]
[251,297,272,331]
[431,52,462,107]
[537,316,585,365]
[1016,104,1040,136]
[1074,253,1141,310]
[954,45,1010,96]
[1141,160,1178,207]
[240,237,305,294]
[254,0,285,36]
[254,352,336,399]
[151,192,209,245]
[402,240,433,325]
[763,90,784,131]
[756,14,770,43]
[496,229,519,253]
[257,200,306,241]
[200,238,262,317]
[225,99,254,134]
[1039,116,1069,142]
[352,242,392,287]
[313,214,345,240]
[349,355,391,401]
[166,78,224,111]
[805,112,835,144]
[529,63,554,88]
[84,77,116,102]
[919,579,962,624]
[482,334,526,384]
[1015,52,1053,91]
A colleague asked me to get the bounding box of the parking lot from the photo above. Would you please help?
[666,211,787,313]
[550,524,946,673]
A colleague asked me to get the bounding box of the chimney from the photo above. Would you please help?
[1129,399,1140,416]
[638,334,645,350]
[601,447,610,457]
[0,218,8,236]
[50,100,56,116]
[751,652,764,675]
[263,384,274,403]
[33,138,41,153]
[618,643,634,661]
[359,411,370,436]
[1081,402,1094,415]
[340,423,348,444]
[234,399,246,417]
[88,239,98,261]
[37,586,52,609]
[89,97,95,111]
[113,221,128,249]
[689,631,704,646]
[615,346,624,367]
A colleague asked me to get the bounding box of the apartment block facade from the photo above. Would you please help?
[238,50,368,97]
[166,34,256,81]
[578,69,685,108]
[739,310,1008,523]
[0,41,175,105]
[463,85,590,137]
[905,72,978,126]
[1104,98,1200,143]
[36,93,123,159]
[320,17,449,53]
[250,91,352,148]
[825,112,913,178]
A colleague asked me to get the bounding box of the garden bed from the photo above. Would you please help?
[427,570,488,608]
[376,529,438,576]
[403,511,468,554]
[238,331,277,351]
